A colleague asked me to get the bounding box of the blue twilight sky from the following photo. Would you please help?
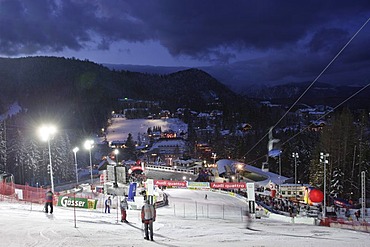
[0,0,369,87]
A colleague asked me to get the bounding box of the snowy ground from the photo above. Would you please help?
[104,117,188,143]
[1,189,369,247]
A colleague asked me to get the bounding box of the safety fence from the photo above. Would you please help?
[168,200,248,222]
[327,218,370,232]
[0,181,15,196]
[0,182,95,205]
[1,182,49,204]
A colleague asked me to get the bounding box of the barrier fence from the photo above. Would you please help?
[169,200,247,222]
[0,182,93,204]
[1,182,49,203]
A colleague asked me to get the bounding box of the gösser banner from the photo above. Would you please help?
[57,196,98,209]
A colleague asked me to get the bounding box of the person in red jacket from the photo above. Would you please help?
[120,197,129,223]
[45,189,54,214]
[141,199,156,241]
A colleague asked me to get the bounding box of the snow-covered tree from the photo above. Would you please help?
[331,168,344,198]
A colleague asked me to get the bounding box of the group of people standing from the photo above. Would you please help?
[104,195,157,241]
[104,195,129,223]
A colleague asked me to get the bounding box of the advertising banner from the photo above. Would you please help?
[57,196,98,209]
[187,182,210,189]
[154,180,187,187]
[247,182,255,201]
[128,182,137,201]
[147,179,154,196]
[210,182,246,189]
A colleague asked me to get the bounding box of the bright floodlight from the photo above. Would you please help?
[38,124,57,193]
[84,140,94,150]
[84,140,94,185]
[39,125,57,142]
[73,147,79,184]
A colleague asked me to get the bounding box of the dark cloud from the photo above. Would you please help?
[309,28,349,53]
[0,0,369,85]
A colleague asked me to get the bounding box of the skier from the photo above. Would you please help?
[205,194,208,200]
[105,196,112,213]
[120,197,129,223]
[245,209,252,229]
[141,199,156,241]
[45,188,54,214]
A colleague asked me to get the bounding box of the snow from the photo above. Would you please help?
[0,102,22,121]
[104,117,187,143]
[1,189,369,247]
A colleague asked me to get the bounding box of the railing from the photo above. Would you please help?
[168,199,247,222]
[146,165,196,174]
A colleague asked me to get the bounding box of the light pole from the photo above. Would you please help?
[39,124,57,193]
[292,152,299,199]
[114,149,119,188]
[73,147,79,185]
[320,152,329,218]
[84,140,94,185]
[278,151,282,186]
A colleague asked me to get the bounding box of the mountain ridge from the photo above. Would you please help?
[102,62,370,109]
[0,56,254,133]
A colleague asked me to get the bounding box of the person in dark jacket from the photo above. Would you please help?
[45,189,54,214]
[141,200,156,241]
[355,210,361,221]
[105,196,112,213]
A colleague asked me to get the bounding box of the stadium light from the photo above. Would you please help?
[320,152,329,218]
[84,140,94,185]
[73,147,79,184]
[292,152,299,199]
[38,124,57,193]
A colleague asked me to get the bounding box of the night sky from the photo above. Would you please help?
[0,0,369,86]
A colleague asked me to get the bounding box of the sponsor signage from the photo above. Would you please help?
[210,182,246,189]
[147,179,154,196]
[187,182,210,189]
[154,180,187,187]
[57,196,98,209]
[247,182,255,201]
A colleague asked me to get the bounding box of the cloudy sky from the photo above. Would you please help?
[1,0,369,86]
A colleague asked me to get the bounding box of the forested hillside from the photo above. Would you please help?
[0,56,259,185]
[0,57,256,133]
[0,57,369,202]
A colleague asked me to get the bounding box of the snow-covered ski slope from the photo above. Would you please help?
[1,188,369,247]
[102,117,187,143]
